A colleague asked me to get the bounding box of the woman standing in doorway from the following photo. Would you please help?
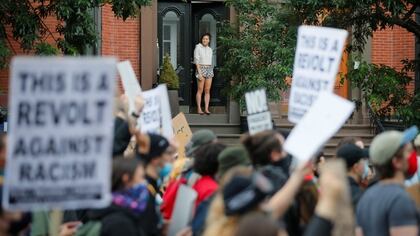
[194,33,213,115]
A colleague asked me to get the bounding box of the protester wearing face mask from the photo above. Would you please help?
[82,158,148,236]
[241,130,288,190]
[136,133,172,236]
[336,143,369,209]
[356,126,419,236]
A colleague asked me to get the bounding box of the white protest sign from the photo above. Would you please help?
[284,92,354,163]
[3,57,116,211]
[245,89,273,135]
[139,84,173,139]
[117,60,142,113]
[168,184,197,236]
[288,26,348,123]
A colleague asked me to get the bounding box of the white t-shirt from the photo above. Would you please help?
[194,43,212,65]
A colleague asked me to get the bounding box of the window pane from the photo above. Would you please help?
[163,42,171,57]
[163,25,171,41]
[162,11,180,68]
[199,13,217,66]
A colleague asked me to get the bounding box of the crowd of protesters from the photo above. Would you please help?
[0,94,419,236]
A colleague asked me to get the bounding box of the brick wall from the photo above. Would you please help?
[0,17,60,107]
[101,4,141,93]
[372,26,416,91]
[0,5,142,106]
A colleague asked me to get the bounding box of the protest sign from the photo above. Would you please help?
[245,89,273,135]
[139,84,173,139]
[288,26,348,123]
[117,60,142,114]
[172,112,192,160]
[3,57,116,211]
[168,184,197,236]
[284,92,354,163]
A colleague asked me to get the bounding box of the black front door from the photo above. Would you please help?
[158,2,190,105]
[191,3,228,108]
[158,1,228,110]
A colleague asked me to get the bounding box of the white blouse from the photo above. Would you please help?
[194,43,213,65]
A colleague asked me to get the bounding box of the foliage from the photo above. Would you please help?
[290,0,420,53]
[0,0,151,66]
[292,0,420,126]
[220,0,298,112]
[160,54,180,90]
[346,60,415,124]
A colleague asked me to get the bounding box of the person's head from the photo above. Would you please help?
[193,143,226,177]
[235,212,283,236]
[139,133,171,168]
[185,129,217,158]
[242,131,283,167]
[370,126,418,180]
[204,166,258,236]
[223,170,273,216]
[355,138,365,149]
[112,157,145,192]
[217,145,252,180]
[200,33,211,46]
[336,144,368,182]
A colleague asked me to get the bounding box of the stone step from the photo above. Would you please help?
[190,123,241,134]
[185,114,228,124]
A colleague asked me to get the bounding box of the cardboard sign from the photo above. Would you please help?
[168,184,198,236]
[3,57,116,211]
[139,85,173,139]
[288,26,348,123]
[172,112,193,160]
[117,60,142,114]
[245,89,273,135]
[284,92,354,163]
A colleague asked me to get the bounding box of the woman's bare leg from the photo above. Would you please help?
[196,78,205,114]
[204,77,213,113]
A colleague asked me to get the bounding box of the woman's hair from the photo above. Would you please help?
[200,33,211,43]
[193,143,226,176]
[241,130,282,167]
[235,212,281,236]
[204,166,253,236]
[296,181,319,225]
[111,157,143,192]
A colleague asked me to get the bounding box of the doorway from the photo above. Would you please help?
[158,1,228,112]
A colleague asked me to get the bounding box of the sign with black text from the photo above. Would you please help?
[285,92,354,163]
[138,85,173,139]
[245,89,273,135]
[3,57,116,211]
[288,26,348,123]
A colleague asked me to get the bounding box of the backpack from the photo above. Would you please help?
[75,221,102,236]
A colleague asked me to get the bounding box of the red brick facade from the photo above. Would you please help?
[372,26,416,91]
[101,4,141,93]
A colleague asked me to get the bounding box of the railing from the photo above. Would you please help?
[366,102,385,134]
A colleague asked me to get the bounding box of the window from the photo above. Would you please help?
[199,13,217,66]
[162,11,180,68]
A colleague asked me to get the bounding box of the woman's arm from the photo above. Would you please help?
[194,46,203,79]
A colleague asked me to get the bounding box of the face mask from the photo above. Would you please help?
[362,161,369,180]
[159,163,172,180]
[407,150,418,178]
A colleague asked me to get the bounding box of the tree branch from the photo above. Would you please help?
[403,4,418,21]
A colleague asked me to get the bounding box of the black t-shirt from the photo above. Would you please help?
[356,183,419,236]
[348,176,363,209]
